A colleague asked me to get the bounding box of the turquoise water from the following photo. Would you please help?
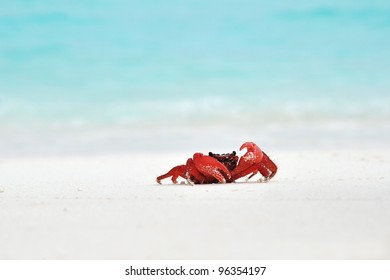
[1,0,390,128]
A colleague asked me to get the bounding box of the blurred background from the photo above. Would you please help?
[1,0,389,156]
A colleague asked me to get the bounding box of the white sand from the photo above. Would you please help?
[0,149,389,259]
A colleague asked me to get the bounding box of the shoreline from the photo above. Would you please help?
[1,118,389,158]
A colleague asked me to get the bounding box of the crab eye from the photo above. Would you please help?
[232,151,236,155]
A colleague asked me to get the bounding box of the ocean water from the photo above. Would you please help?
[1,0,390,155]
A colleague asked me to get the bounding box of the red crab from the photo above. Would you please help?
[156,142,277,185]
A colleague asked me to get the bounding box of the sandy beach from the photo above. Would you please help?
[0,148,389,259]
[1,0,390,264]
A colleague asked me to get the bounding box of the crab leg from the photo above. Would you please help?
[245,152,278,182]
[245,163,270,181]
[156,165,187,184]
[260,152,278,179]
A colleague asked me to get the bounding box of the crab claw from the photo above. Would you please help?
[192,153,231,183]
[185,158,206,184]
[239,142,263,155]
[230,142,264,182]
